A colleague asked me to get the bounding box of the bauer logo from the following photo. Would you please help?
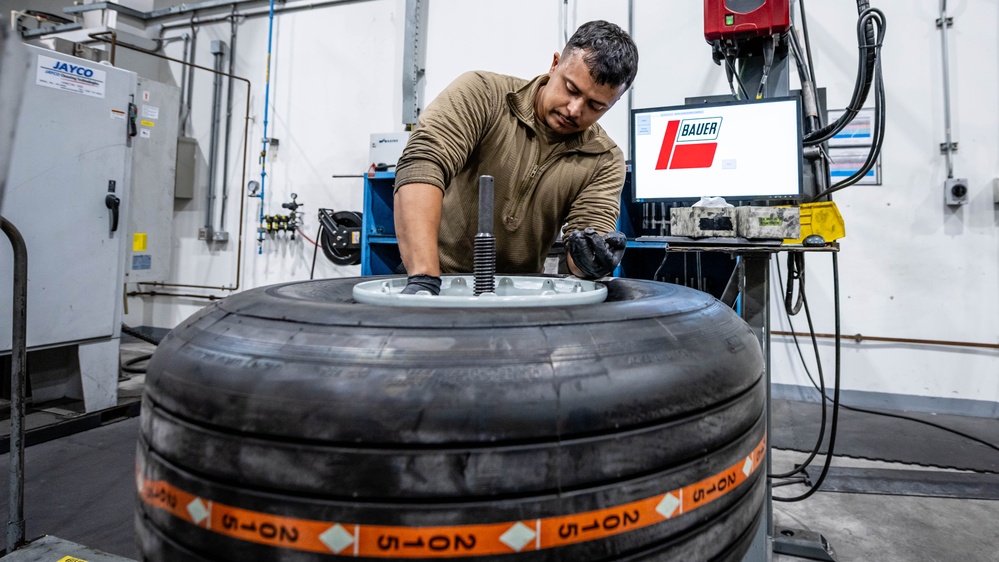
[677,117,722,143]
[655,117,721,170]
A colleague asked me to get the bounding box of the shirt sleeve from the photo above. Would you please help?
[563,146,626,235]
[395,71,499,193]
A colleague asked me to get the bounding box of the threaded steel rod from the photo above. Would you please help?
[474,175,496,295]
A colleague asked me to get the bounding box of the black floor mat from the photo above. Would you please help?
[771,399,999,473]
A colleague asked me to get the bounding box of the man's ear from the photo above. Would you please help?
[549,52,560,73]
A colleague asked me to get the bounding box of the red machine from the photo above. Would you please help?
[704,0,790,42]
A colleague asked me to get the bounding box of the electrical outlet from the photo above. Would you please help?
[945,178,968,206]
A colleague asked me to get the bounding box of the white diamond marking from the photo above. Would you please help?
[656,492,681,519]
[319,524,355,554]
[187,498,209,524]
[499,522,536,552]
[743,457,754,477]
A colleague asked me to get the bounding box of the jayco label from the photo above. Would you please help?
[36,55,106,99]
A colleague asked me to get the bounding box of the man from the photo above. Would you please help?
[394,20,638,295]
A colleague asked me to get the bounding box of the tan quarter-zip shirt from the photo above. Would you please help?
[395,71,625,274]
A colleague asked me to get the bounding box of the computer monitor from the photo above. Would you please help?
[630,97,802,203]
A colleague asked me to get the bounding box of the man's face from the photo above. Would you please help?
[536,49,626,135]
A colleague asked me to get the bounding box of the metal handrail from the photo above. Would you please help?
[2,217,28,552]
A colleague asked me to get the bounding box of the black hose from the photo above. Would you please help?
[799,0,818,87]
[121,323,162,346]
[812,9,886,199]
[783,253,805,316]
[803,1,880,145]
[771,255,828,481]
[774,253,842,502]
[724,54,750,100]
[121,353,153,375]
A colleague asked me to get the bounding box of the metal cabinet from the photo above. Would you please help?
[360,171,402,276]
[0,45,136,412]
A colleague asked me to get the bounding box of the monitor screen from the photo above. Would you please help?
[630,97,802,203]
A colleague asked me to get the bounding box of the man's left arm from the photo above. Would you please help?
[563,151,627,279]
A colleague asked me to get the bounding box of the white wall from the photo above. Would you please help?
[765,0,999,410]
[123,0,408,327]
[109,0,996,408]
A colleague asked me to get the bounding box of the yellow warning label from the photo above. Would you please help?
[140,120,155,127]
[138,434,766,557]
[133,232,148,252]
[58,556,88,562]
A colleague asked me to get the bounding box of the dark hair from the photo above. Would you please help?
[562,20,639,89]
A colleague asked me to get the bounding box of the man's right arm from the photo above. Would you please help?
[394,72,499,281]
[394,182,444,277]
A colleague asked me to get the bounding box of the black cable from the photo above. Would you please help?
[724,54,750,100]
[652,253,669,282]
[783,253,805,316]
[799,0,818,87]
[121,353,153,375]
[771,255,828,480]
[812,8,886,199]
[812,12,886,199]
[775,253,842,502]
[309,224,322,280]
[774,258,824,393]
[754,35,777,100]
[121,323,162,346]
[803,3,882,146]
[771,477,808,488]
[775,260,999,460]
[787,25,823,134]
[837,403,999,455]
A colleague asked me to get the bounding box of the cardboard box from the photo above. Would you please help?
[736,206,800,240]
[670,207,737,238]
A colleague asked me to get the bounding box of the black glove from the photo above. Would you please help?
[565,228,627,279]
[400,274,442,295]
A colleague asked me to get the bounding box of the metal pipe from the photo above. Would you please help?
[772,331,999,351]
[220,10,239,231]
[561,0,569,45]
[206,41,227,234]
[158,0,374,30]
[88,36,250,292]
[88,30,117,65]
[178,33,190,134]
[183,16,198,138]
[939,0,955,179]
[127,290,226,301]
[627,0,634,117]
[2,217,28,552]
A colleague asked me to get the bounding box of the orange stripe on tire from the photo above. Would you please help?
[139,434,766,558]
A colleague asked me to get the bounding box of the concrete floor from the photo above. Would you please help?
[771,450,999,562]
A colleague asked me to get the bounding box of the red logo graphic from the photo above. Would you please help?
[655,120,718,170]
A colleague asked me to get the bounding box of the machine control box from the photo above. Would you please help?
[670,206,737,238]
[369,132,411,170]
[704,0,790,42]
[736,206,800,239]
